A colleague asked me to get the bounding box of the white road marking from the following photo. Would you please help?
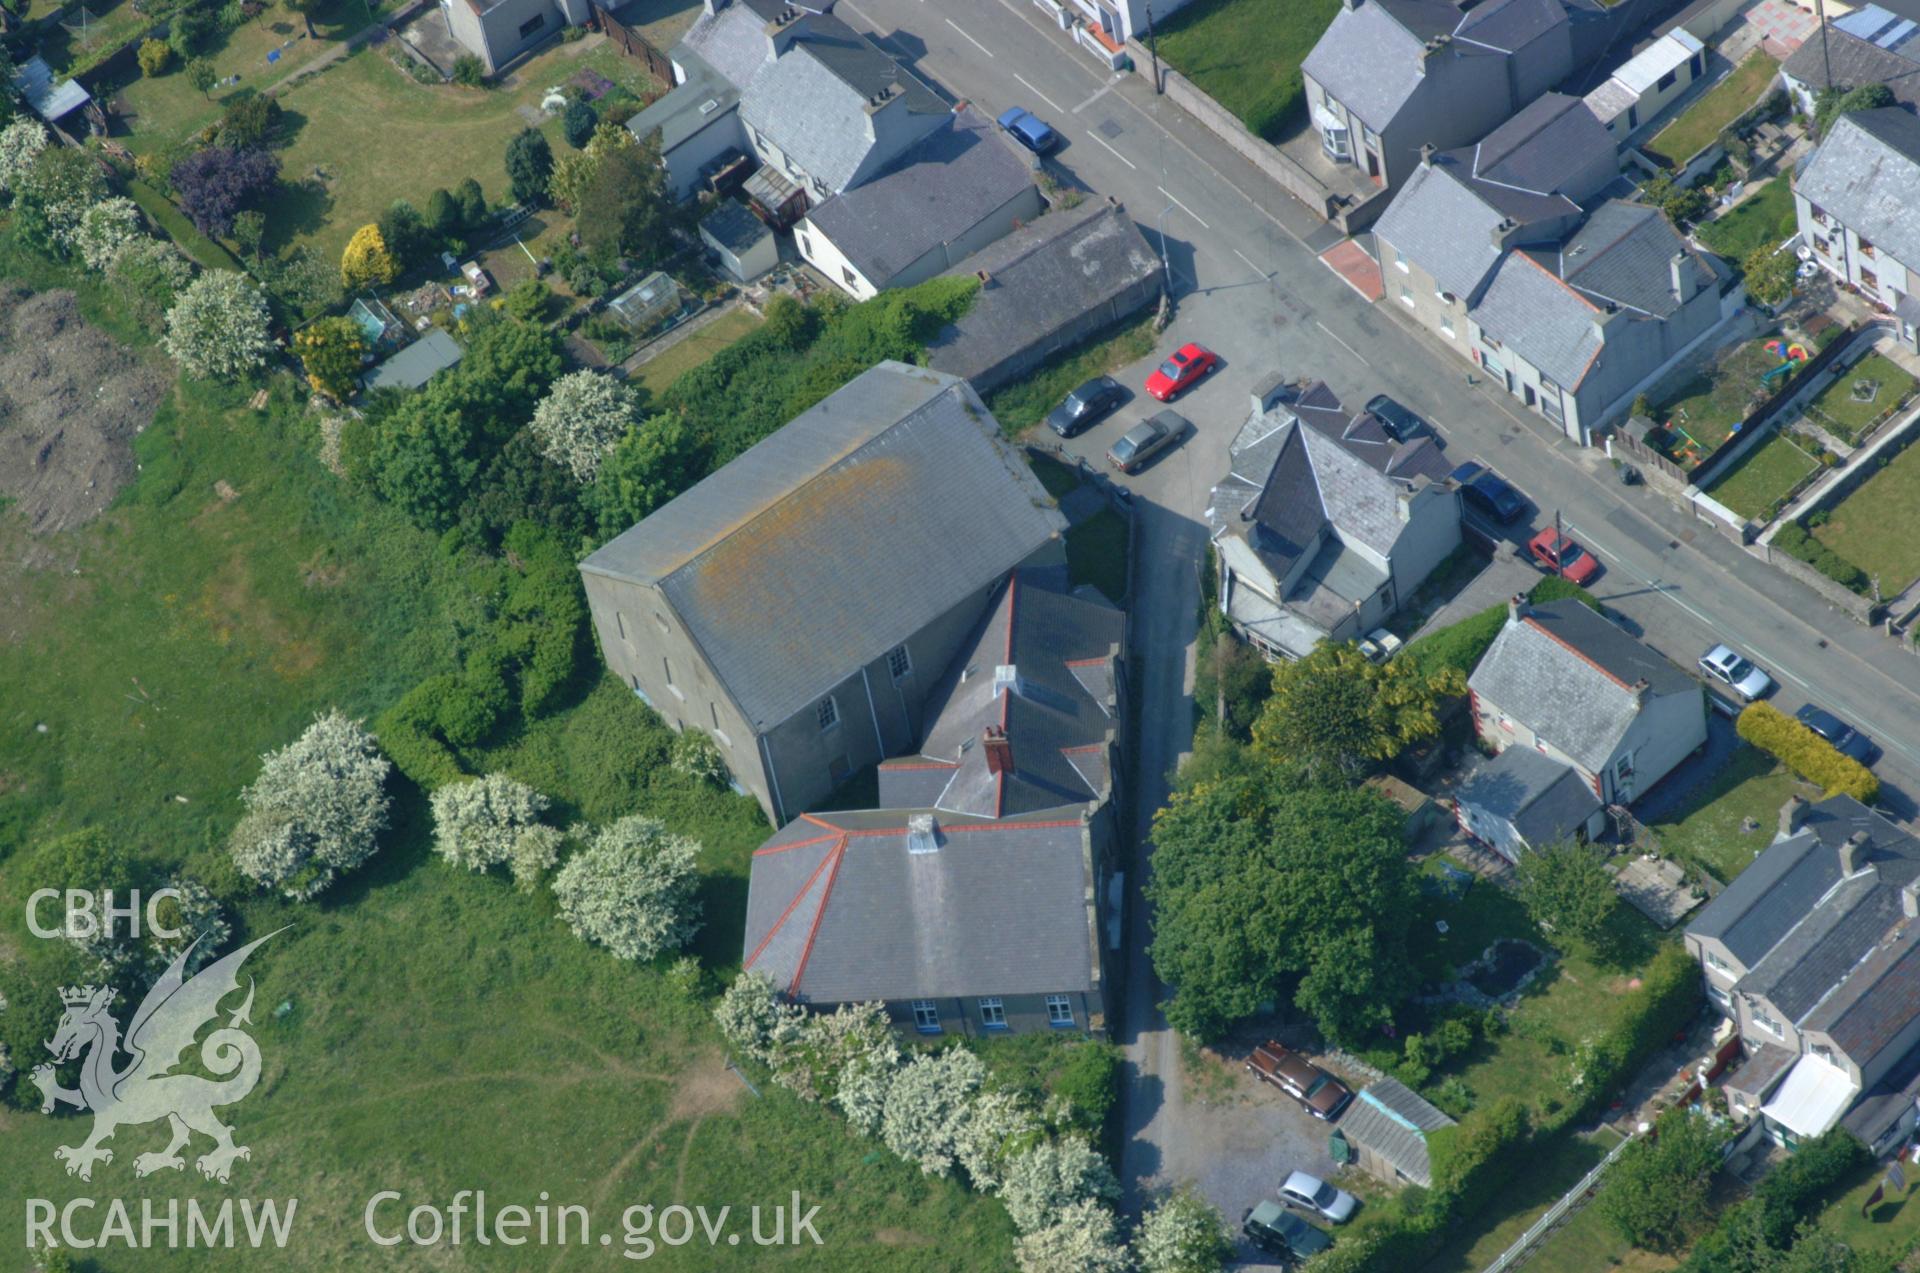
[1013,73,1062,113]
[1314,321,1370,368]
[946,17,995,56]
[1233,247,1267,279]
[1157,185,1211,229]
[1074,80,1118,113]
[1090,133,1137,169]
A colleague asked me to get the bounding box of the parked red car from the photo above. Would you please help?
[1144,343,1218,402]
[1528,527,1601,585]
[1246,1041,1353,1121]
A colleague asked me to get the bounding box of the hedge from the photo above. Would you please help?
[1681,1130,1871,1268]
[1773,522,1869,594]
[1736,702,1879,803]
[1560,942,1705,1129]
[1401,577,1602,679]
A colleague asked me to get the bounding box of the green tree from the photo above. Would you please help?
[1137,1189,1232,1273]
[137,38,172,78]
[505,128,554,206]
[455,177,488,229]
[378,199,432,272]
[341,222,398,290]
[187,57,216,100]
[1598,1106,1731,1252]
[1146,743,1415,1041]
[219,94,282,149]
[231,208,266,261]
[295,315,368,400]
[562,100,597,149]
[1251,641,1464,781]
[426,187,460,238]
[589,415,700,536]
[577,133,675,267]
[1515,840,1619,947]
[1815,83,1896,135]
[1744,245,1797,307]
[503,276,550,321]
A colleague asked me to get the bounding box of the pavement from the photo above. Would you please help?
[830,0,1920,1218]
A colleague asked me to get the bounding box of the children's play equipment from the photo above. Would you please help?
[1760,339,1811,386]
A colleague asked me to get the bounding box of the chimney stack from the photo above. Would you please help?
[1251,372,1290,416]
[983,726,1013,776]
[1670,252,1691,302]
[1841,829,1872,874]
[1632,677,1651,704]
[1420,142,1437,166]
[1905,882,1920,920]
[1780,795,1808,840]
[1508,593,1527,623]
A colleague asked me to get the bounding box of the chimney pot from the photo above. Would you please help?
[983,726,1013,776]
[1842,829,1872,874]
[1508,593,1527,623]
[1779,795,1808,839]
[1420,142,1436,165]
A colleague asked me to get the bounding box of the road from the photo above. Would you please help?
[836,0,1920,1217]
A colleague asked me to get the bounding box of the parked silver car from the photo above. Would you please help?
[1279,1170,1358,1225]
[1698,644,1774,701]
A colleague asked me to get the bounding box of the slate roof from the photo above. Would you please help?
[1469,93,1613,203]
[1456,746,1602,845]
[1467,598,1695,773]
[741,806,1098,1003]
[1784,21,1920,110]
[1476,248,1606,385]
[739,13,945,194]
[1797,108,1920,270]
[1843,1035,1920,1147]
[1688,797,1920,1071]
[1455,0,1567,50]
[700,199,771,255]
[580,362,1065,731]
[803,109,1034,286]
[1302,1,1430,132]
[627,46,740,153]
[1556,201,1712,318]
[878,571,1122,818]
[1342,1078,1455,1187]
[678,0,782,92]
[363,329,463,392]
[926,199,1161,388]
[1374,161,1509,301]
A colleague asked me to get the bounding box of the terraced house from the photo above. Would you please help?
[1795,107,1920,350]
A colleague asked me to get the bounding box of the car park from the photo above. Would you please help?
[1145,343,1218,402]
[1527,527,1601,585]
[1243,1201,1332,1262]
[1107,410,1187,474]
[1699,644,1774,701]
[996,106,1060,154]
[1279,1171,1358,1224]
[1045,376,1126,438]
[1246,1040,1354,1121]
[1364,393,1428,441]
[1449,461,1528,523]
[1796,703,1878,764]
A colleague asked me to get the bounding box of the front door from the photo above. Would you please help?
[1523,384,1537,408]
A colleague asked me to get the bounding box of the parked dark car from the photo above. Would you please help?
[1244,1201,1332,1262]
[1246,1040,1353,1120]
[996,106,1060,154]
[1450,461,1528,523]
[1046,376,1126,438]
[1107,409,1188,474]
[1795,703,1878,764]
[1364,393,1428,441]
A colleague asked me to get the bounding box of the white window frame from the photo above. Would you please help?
[978,997,1007,1029]
[1615,752,1634,781]
[886,643,912,683]
[1322,123,1352,162]
[1706,949,1731,974]
[1045,995,1074,1027]
[911,1000,941,1033]
[1440,314,1456,338]
[1393,249,1409,274]
[1399,284,1414,308]
[817,696,840,733]
[1752,1005,1784,1037]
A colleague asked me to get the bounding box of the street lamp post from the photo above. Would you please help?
[1145,2,1161,93]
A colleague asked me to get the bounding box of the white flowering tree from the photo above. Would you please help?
[429,773,564,890]
[229,711,392,900]
[528,370,638,483]
[164,270,274,380]
[70,197,144,271]
[551,815,702,961]
[881,1049,986,1177]
[1015,1198,1135,1273]
[1135,1191,1230,1273]
[0,118,49,198]
[954,1089,1041,1193]
[1001,1136,1121,1234]
[714,971,802,1065]
[147,878,232,974]
[669,729,728,786]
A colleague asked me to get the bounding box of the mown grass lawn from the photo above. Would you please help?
[1803,350,1918,445]
[1813,439,1920,594]
[1697,178,1797,261]
[1521,1186,1678,1273]
[0,245,1017,1268]
[1648,51,1780,167]
[984,314,1156,438]
[1652,341,1785,459]
[1415,1129,1625,1273]
[630,307,766,402]
[1155,0,1343,140]
[1814,1158,1920,1262]
[1650,745,1812,884]
[1707,428,1821,520]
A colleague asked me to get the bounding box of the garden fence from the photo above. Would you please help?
[1479,1128,1640,1273]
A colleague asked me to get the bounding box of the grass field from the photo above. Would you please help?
[1707,428,1821,520]
[1652,341,1788,462]
[1416,1129,1626,1273]
[1154,0,1342,140]
[1648,51,1780,167]
[0,243,1016,1267]
[984,314,1157,438]
[1803,350,1918,445]
[1650,745,1810,883]
[1697,178,1796,261]
[1521,1185,1678,1273]
[1812,438,1920,594]
[630,308,765,402]
[1814,1159,1920,1263]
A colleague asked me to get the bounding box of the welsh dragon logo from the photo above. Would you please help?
[32,931,280,1183]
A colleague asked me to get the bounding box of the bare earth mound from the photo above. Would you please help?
[0,287,168,534]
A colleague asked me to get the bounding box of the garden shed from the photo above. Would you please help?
[609,272,683,332]
[1332,1078,1456,1188]
[362,328,464,393]
[699,201,777,283]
